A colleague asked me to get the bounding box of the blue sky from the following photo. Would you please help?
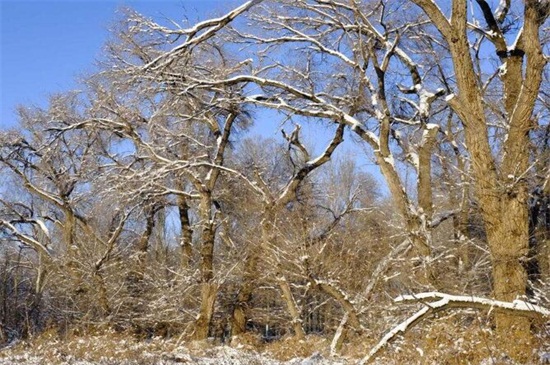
[0,0,383,187]
[0,0,243,129]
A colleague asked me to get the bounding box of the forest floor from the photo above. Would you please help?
[0,331,350,365]
[1,329,549,365]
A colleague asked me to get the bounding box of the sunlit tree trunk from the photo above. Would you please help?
[193,192,218,340]
[411,1,547,358]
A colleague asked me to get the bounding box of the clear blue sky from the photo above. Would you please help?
[0,0,244,129]
[0,0,382,186]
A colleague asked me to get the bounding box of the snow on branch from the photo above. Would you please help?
[142,0,263,71]
[359,305,431,364]
[360,292,550,364]
[276,123,344,207]
[0,220,52,257]
[396,292,550,317]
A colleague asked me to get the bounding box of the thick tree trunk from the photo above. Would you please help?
[433,6,541,357]
[231,247,259,336]
[193,194,218,340]
[484,193,532,358]
[194,282,218,340]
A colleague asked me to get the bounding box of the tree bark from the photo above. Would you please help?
[178,195,193,269]
[193,193,218,340]
[409,1,547,359]
[277,275,305,340]
[487,195,531,355]
[231,246,260,336]
[194,282,218,340]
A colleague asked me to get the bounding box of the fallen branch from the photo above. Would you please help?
[396,292,550,317]
[360,292,550,364]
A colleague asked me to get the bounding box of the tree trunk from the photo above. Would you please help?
[231,247,260,336]
[135,205,156,272]
[232,209,307,339]
[485,194,531,358]
[263,210,305,339]
[178,195,193,269]
[277,275,305,340]
[194,193,218,340]
[194,282,218,340]
[311,278,361,353]
[93,271,111,316]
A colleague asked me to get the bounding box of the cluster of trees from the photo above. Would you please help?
[1,0,549,362]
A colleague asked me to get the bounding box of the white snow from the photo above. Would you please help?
[359,305,431,364]
[407,152,419,171]
[499,62,508,76]
[34,219,50,239]
[395,292,550,316]
[0,342,349,365]
[383,155,395,167]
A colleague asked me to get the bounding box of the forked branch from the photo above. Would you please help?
[360,292,550,364]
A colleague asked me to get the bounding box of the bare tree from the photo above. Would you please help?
[408,0,549,358]
[116,0,548,359]
[2,0,549,361]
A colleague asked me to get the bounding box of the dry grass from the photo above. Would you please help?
[262,335,329,361]
[0,327,182,364]
[350,313,550,365]
[0,320,548,364]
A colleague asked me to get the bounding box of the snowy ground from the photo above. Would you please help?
[0,347,348,365]
[1,333,548,364]
[0,337,350,365]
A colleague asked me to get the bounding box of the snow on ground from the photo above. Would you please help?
[0,341,350,365]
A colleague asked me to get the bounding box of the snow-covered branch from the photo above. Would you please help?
[361,291,550,363]
[396,292,550,317]
[0,219,52,257]
[142,0,263,71]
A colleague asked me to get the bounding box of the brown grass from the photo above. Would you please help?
[262,335,328,361]
[1,319,547,364]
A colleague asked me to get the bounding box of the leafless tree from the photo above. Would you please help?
[1,0,549,362]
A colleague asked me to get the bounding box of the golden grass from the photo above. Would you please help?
[0,319,547,364]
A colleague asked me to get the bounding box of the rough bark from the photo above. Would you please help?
[411,0,547,359]
[194,282,218,340]
[194,193,217,340]
[231,245,260,336]
[192,113,238,339]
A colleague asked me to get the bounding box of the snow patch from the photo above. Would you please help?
[499,62,508,76]
[383,155,395,167]
[445,94,455,102]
